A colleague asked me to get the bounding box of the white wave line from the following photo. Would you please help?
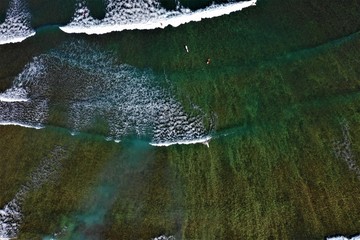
[150,136,211,147]
[60,0,257,35]
[1,41,211,145]
[327,234,360,240]
[0,0,36,45]
[0,97,28,102]
[0,121,44,129]
[0,32,36,45]
[0,87,29,102]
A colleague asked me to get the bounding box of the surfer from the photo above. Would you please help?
[184,45,189,53]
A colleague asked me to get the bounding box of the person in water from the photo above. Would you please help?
[206,58,211,64]
[184,45,189,53]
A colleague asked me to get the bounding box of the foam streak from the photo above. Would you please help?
[333,121,360,179]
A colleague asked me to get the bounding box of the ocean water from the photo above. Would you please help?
[1,0,360,239]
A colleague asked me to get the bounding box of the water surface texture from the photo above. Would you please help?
[1,0,360,239]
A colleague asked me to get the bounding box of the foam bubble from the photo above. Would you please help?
[150,136,211,147]
[0,92,48,129]
[0,56,48,129]
[1,41,211,145]
[0,87,28,102]
[152,235,175,240]
[0,0,35,45]
[60,0,256,35]
[0,121,43,129]
[327,235,360,240]
[46,41,211,145]
[333,121,360,179]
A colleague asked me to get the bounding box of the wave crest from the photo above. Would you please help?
[0,41,212,146]
[60,0,257,34]
[0,0,35,45]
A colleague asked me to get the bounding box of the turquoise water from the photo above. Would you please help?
[1,0,360,239]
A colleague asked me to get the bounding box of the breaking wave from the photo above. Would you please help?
[0,56,48,129]
[60,0,257,34]
[0,0,35,45]
[0,0,256,44]
[0,41,211,146]
[327,234,360,240]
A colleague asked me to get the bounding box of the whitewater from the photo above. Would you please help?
[0,0,257,45]
[0,0,35,45]
[0,41,213,146]
[60,0,256,35]
[327,235,360,240]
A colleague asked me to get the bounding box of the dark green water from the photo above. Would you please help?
[1,0,360,239]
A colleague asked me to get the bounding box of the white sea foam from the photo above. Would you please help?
[0,0,35,45]
[150,134,211,147]
[60,0,256,35]
[0,121,43,129]
[327,235,360,240]
[13,56,47,87]
[1,41,212,145]
[0,57,46,103]
[0,147,66,239]
[152,235,175,240]
[0,56,48,130]
[0,94,48,129]
[47,41,211,145]
[0,87,28,102]
[333,121,360,179]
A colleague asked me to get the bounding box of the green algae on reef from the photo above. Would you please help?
[1,0,360,239]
